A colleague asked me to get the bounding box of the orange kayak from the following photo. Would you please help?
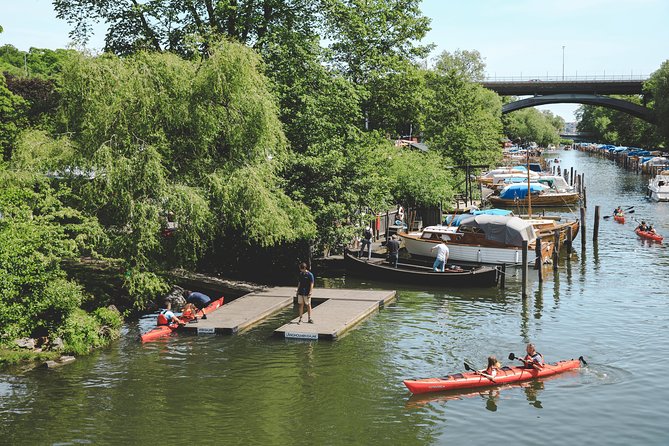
[635,229,663,242]
[614,214,625,224]
[403,358,583,394]
[140,296,225,342]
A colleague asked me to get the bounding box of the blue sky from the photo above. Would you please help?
[2,0,668,121]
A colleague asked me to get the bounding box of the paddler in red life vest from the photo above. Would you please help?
[523,343,544,369]
[157,301,182,326]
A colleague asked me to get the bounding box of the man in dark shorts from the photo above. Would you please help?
[183,290,212,319]
[296,263,314,324]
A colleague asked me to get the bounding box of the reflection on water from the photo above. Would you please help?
[2,151,669,445]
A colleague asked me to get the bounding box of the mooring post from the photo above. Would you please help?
[580,207,586,248]
[522,240,528,299]
[499,264,506,289]
[570,167,574,186]
[535,237,543,282]
[567,225,573,255]
[583,186,587,208]
[552,229,560,271]
[593,205,600,242]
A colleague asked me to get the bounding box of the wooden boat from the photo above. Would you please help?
[488,183,580,207]
[344,251,498,287]
[401,215,554,266]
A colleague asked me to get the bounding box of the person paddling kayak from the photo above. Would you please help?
[479,355,501,380]
[523,343,544,369]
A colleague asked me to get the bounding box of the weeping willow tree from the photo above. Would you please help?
[56,41,315,307]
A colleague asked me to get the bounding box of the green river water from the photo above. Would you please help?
[1,150,668,445]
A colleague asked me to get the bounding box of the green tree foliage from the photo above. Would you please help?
[386,148,454,208]
[55,41,315,303]
[0,171,115,351]
[0,45,77,78]
[423,51,503,166]
[645,60,669,148]
[0,75,27,161]
[503,108,563,147]
[576,98,660,148]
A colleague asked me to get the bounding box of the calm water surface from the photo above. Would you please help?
[2,151,669,445]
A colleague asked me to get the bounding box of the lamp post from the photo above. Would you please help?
[562,45,565,80]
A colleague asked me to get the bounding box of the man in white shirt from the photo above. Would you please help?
[431,241,449,272]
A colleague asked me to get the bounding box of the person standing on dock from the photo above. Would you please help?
[359,226,373,259]
[183,290,212,320]
[386,234,400,268]
[430,240,449,272]
[296,262,314,324]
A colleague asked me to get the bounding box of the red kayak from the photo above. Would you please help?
[614,214,625,224]
[140,296,225,343]
[635,229,663,242]
[403,357,583,394]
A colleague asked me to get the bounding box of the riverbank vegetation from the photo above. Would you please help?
[577,62,669,148]
[3,2,668,361]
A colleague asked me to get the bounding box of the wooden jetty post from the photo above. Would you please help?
[570,167,574,186]
[521,240,528,299]
[535,237,543,282]
[583,186,587,208]
[499,264,506,289]
[593,205,600,242]
[552,230,560,271]
[580,207,587,248]
[566,225,573,255]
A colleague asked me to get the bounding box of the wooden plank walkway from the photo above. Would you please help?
[275,288,396,340]
[179,287,396,340]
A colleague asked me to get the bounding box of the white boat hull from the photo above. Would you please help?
[401,233,537,265]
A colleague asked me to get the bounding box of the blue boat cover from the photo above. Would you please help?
[498,183,548,199]
[446,208,512,226]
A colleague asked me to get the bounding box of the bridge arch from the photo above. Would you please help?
[503,94,655,123]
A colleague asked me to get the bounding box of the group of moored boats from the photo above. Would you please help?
[346,207,580,288]
[479,164,581,208]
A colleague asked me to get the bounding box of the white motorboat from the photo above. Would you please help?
[400,215,553,266]
[648,171,669,202]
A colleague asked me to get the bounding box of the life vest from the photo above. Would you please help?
[157,312,169,325]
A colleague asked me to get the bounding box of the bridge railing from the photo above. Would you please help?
[483,74,648,82]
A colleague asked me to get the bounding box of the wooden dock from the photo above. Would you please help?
[274,287,396,340]
[179,287,396,340]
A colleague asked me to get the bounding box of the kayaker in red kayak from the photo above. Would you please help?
[522,343,544,369]
[157,301,182,326]
[636,220,648,232]
[479,356,501,380]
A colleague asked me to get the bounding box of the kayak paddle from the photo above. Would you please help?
[464,362,496,383]
[509,352,588,366]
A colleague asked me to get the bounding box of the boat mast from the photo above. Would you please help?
[527,146,532,217]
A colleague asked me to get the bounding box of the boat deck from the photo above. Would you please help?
[179,287,396,340]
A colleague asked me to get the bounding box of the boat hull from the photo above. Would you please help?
[488,193,580,207]
[614,215,625,224]
[344,251,498,287]
[649,189,669,202]
[403,359,582,394]
[140,296,225,342]
[635,229,663,242]
[401,233,548,266]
